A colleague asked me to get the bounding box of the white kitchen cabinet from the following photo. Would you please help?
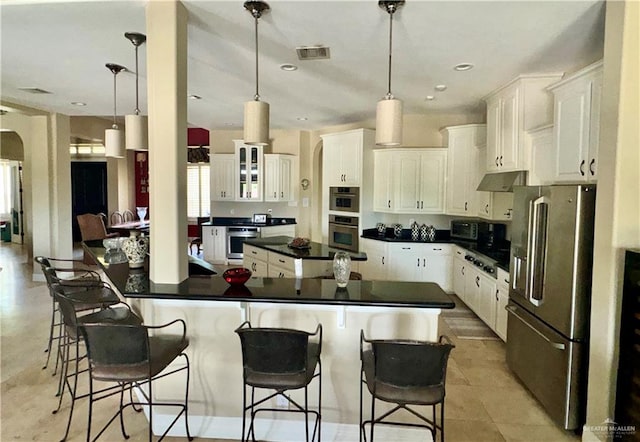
[476,272,498,330]
[465,266,481,313]
[495,268,510,341]
[443,125,485,216]
[202,225,227,264]
[268,264,296,279]
[391,149,447,213]
[321,129,367,186]
[234,141,263,201]
[376,149,447,214]
[387,243,452,291]
[526,124,555,186]
[359,237,388,280]
[244,255,268,277]
[264,154,296,202]
[372,150,394,212]
[210,154,236,201]
[484,74,563,172]
[477,190,514,221]
[452,247,467,304]
[548,60,602,183]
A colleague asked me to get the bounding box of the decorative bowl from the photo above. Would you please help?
[223,267,252,286]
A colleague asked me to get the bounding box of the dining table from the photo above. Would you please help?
[108,220,150,235]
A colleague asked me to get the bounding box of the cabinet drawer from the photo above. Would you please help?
[423,244,452,255]
[497,267,510,287]
[244,245,267,262]
[268,264,296,278]
[268,252,295,270]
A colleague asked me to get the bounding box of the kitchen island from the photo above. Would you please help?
[243,235,367,279]
[84,241,454,441]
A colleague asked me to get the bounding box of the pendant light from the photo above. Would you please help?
[243,1,270,146]
[124,32,148,151]
[376,0,404,147]
[105,63,125,158]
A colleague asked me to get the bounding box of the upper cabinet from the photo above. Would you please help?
[234,141,263,201]
[321,129,367,186]
[484,74,563,172]
[210,154,236,201]
[264,154,296,202]
[373,148,447,214]
[548,60,603,183]
[442,124,485,216]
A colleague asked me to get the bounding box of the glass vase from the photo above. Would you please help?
[333,251,351,288]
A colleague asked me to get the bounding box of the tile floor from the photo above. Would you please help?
[0,242,580,441]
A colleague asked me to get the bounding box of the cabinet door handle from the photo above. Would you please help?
[496,289,499,301]
[589,158,595,176]
[382,256,385,265]
[579,160,585,176]
[423,258,426,267]
[388,200,391,208]
[433,248,442,251]
[402,247,411,250]
[499,156,503,166]
[251,250,257,255]
[461,266,465,276]
[485,204,489,213]
[464,202,468,211]
[417,258,420,267]
[278,259,285,263]
[281,191,284,197]
[476,276,480,287]
[421,201,424,209]
[417,201,420,209]
[495,156,499,167]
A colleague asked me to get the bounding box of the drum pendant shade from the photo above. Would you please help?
[376,98,403,146]
[105,127,124,158]
[125,114,148,151]
[244,100,269,146]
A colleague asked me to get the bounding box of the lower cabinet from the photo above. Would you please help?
[244,244,269,277]
[386,243,453,292]
[202,226,227,264]
[243,244,332,278]
[495,268,510,341]
[476,272,497,330]
[359,238,388,280]
[452,251,467,304]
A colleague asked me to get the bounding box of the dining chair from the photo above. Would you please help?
[110,211,124,226]
[122,209,135,222]
[359,332,455,442]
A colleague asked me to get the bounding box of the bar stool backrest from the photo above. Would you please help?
[370,339,453,388]
[237,328,309,375]
[81,324,150,368]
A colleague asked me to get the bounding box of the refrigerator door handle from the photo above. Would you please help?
[506,305,566,350]
[527,196,549,307]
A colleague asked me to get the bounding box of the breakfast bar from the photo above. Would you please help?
[84,241,454,441]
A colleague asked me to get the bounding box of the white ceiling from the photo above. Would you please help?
[1,0,605,132]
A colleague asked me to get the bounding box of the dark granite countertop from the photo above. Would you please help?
[83,241,452,309]
[202,217,297,228]
[244,236,368,261]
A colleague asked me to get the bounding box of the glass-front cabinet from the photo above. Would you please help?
[234,141,263,201]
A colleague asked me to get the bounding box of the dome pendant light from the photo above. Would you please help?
[105,63,125,158]
[376,0,404,147]
[124,32,148,151]
[243,1,270,146]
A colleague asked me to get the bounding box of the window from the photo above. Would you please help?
[187,164,210,218]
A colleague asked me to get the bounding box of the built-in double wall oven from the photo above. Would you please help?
[328,214,359,252]
[329,187,360,213]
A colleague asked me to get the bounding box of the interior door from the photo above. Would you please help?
[71,162,108,241]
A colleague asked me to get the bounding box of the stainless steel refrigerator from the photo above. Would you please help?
[507,184,596,430]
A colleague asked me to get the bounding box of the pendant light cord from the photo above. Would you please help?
[254,15,260,101]
[112,72,118,129]
[386,5,395,99]
[134,45,140,115]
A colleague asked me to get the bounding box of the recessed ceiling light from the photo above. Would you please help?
[280,64,298,71]
[425,96,435,101]
[454,63,474,71]
[296,117,308,121]
[188,94,202,100]
[71,101,86,106]
[434,84,447,92]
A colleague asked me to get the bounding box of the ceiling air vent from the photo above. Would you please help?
[18,87,52,94]
[296,46,330,61]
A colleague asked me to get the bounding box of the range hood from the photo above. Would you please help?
[477,171,527,192]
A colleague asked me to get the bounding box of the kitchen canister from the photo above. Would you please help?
[123,232,149,268]
[411,222,420,241]
[419,224,428,241]
[376,223,386,236]
[393,224,403,238]
[426,225,437,242]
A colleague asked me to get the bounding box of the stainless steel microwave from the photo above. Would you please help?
[329,187,360,213]
[450,220,479,241]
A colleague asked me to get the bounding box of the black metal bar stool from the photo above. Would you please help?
[359,331,455,442]
[235,321,322,442]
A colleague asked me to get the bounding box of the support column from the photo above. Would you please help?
[146,0,188,283]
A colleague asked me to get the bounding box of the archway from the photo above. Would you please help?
[0,130,25,243]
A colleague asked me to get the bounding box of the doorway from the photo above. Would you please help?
[71,162,108,241]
